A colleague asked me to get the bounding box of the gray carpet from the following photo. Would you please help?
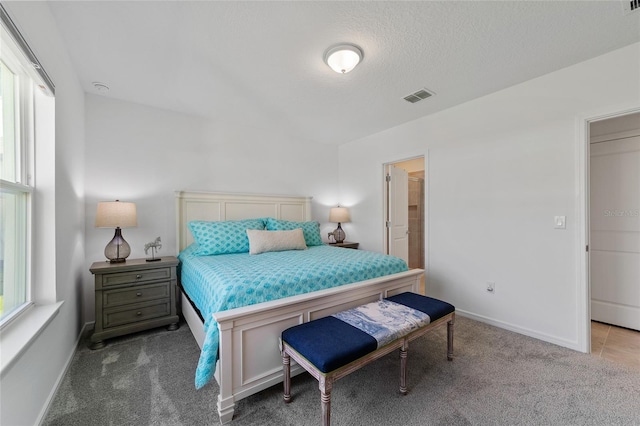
[42,317,640,426]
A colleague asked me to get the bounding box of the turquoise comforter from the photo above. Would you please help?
[178,244,408,388]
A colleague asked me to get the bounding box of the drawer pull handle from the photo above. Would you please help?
[136,274,142,279]
[136,311,142,316]
[136,292,142,297]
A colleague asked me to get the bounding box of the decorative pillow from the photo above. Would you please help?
[246,229,307,255]
[265,218,323,246]
[188,219,265,255]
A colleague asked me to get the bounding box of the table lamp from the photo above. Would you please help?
[95,200,137,263]
[329,207,350,244]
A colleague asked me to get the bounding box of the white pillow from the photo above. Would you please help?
[246,228,307,255]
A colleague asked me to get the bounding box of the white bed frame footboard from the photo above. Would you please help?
[176,191,424,424]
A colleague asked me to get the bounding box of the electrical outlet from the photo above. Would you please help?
[486,282,496,294]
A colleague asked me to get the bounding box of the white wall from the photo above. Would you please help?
[84,95,339,322]
[0,2,86,425]
[339,43,640,352]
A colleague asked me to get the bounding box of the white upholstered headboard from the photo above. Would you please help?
[175,191,313,252]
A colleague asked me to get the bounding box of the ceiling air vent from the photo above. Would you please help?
[403,88,434,104]
[623,0,639,14]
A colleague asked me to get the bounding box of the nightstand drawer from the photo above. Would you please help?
[103,300,171,329]
[101,267,172,287]
[103,282,171,308]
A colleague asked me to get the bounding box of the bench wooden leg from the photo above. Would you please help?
[283,351,291,403]
[319,377,332,426]
[447,315,455,361]
[399,341,408,395]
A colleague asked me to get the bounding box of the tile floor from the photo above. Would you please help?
[591,321,640,370]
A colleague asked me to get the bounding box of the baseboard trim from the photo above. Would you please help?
[456,310,582,352]
[36,321,94,425]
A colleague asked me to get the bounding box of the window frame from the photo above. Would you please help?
[0,6,42,328]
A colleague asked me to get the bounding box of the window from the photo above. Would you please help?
[0,5,54,326]
[1,28,33,325]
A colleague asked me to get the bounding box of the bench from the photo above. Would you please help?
[281,292,455,426]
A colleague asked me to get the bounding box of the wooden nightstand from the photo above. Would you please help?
[89,256,179,349]
[329,241,359,249]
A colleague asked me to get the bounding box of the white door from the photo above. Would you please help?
[386,165,409,263]
[590,135,640,331]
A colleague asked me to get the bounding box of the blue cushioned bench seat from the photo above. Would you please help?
[281,292,455,426]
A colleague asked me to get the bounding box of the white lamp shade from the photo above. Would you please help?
[95,201,138,228]
[324,44,363,74]
[329,207,351,223]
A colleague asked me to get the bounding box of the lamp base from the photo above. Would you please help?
[146,258,161,262]
[333,223,346,244]
[105,227,131,263]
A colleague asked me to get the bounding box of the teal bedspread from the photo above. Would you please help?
[178,244,408,388]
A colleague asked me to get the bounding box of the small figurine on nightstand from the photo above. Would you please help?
[144,236,162,262]
[328,232,336,244]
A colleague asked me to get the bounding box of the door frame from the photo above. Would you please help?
[382,153,429,284]
[577,105,640,353]
[384,163,409,262]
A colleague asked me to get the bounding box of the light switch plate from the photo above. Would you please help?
[554,216,566,229]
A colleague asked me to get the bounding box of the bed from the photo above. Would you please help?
[175,191,424,424]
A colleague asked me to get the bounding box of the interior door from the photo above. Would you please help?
[590,135,640,331]
[386,164,409,263]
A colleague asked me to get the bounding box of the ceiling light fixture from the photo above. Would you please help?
[324,44,363,74]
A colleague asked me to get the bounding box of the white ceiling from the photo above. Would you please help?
[44,1,640,146]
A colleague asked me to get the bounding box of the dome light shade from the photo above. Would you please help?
[324,44,363,74]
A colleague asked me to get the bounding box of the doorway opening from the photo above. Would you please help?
[576,107,640,354]
[589,112,640,333]
[383,156,425,271]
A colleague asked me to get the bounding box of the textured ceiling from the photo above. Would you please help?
[44,1,640,145]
